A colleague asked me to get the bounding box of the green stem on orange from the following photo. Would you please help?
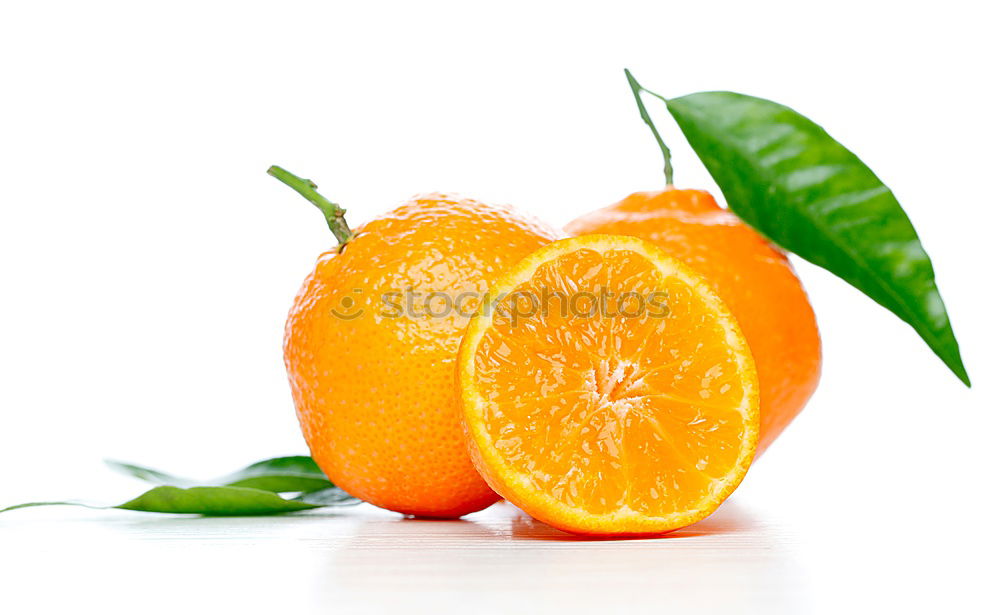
[624,69,674,186]
[267,165,354,246]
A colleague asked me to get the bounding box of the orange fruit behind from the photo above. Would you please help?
[285,194,560,517]
[458,235,760,535]
[566,189,821,452]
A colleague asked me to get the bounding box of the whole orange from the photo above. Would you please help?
[566,188,821,452]
[280,179,559,517]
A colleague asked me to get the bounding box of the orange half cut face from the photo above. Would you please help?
[457,235,759,535]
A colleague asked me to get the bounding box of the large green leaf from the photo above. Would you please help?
[660,90,968,385]
[106,455,334,493]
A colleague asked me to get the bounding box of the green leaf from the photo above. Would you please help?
[116,486,322,516]
[0,500,104,514]
[104,460,196,486]
[3,456,361,517]
[106,455,334,493]
[2,485,360,517]
[660,90,968,385]
[1,487,327,516]
[216,456,333,493]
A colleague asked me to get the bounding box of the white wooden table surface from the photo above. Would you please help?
[2,483,994,614]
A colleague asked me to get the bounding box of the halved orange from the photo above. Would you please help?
[457,235,759,535]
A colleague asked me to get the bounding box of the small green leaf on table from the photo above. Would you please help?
[106,455,335,493]
[2,456,361,516]
[116,485,323,515]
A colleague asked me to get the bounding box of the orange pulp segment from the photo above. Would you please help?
[457,235,759,535]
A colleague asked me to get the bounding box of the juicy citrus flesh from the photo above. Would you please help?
[566,189,820,452]
[285,194,559,518]
[458,235,759,535]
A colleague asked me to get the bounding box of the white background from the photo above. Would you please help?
[1,1,997,613]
